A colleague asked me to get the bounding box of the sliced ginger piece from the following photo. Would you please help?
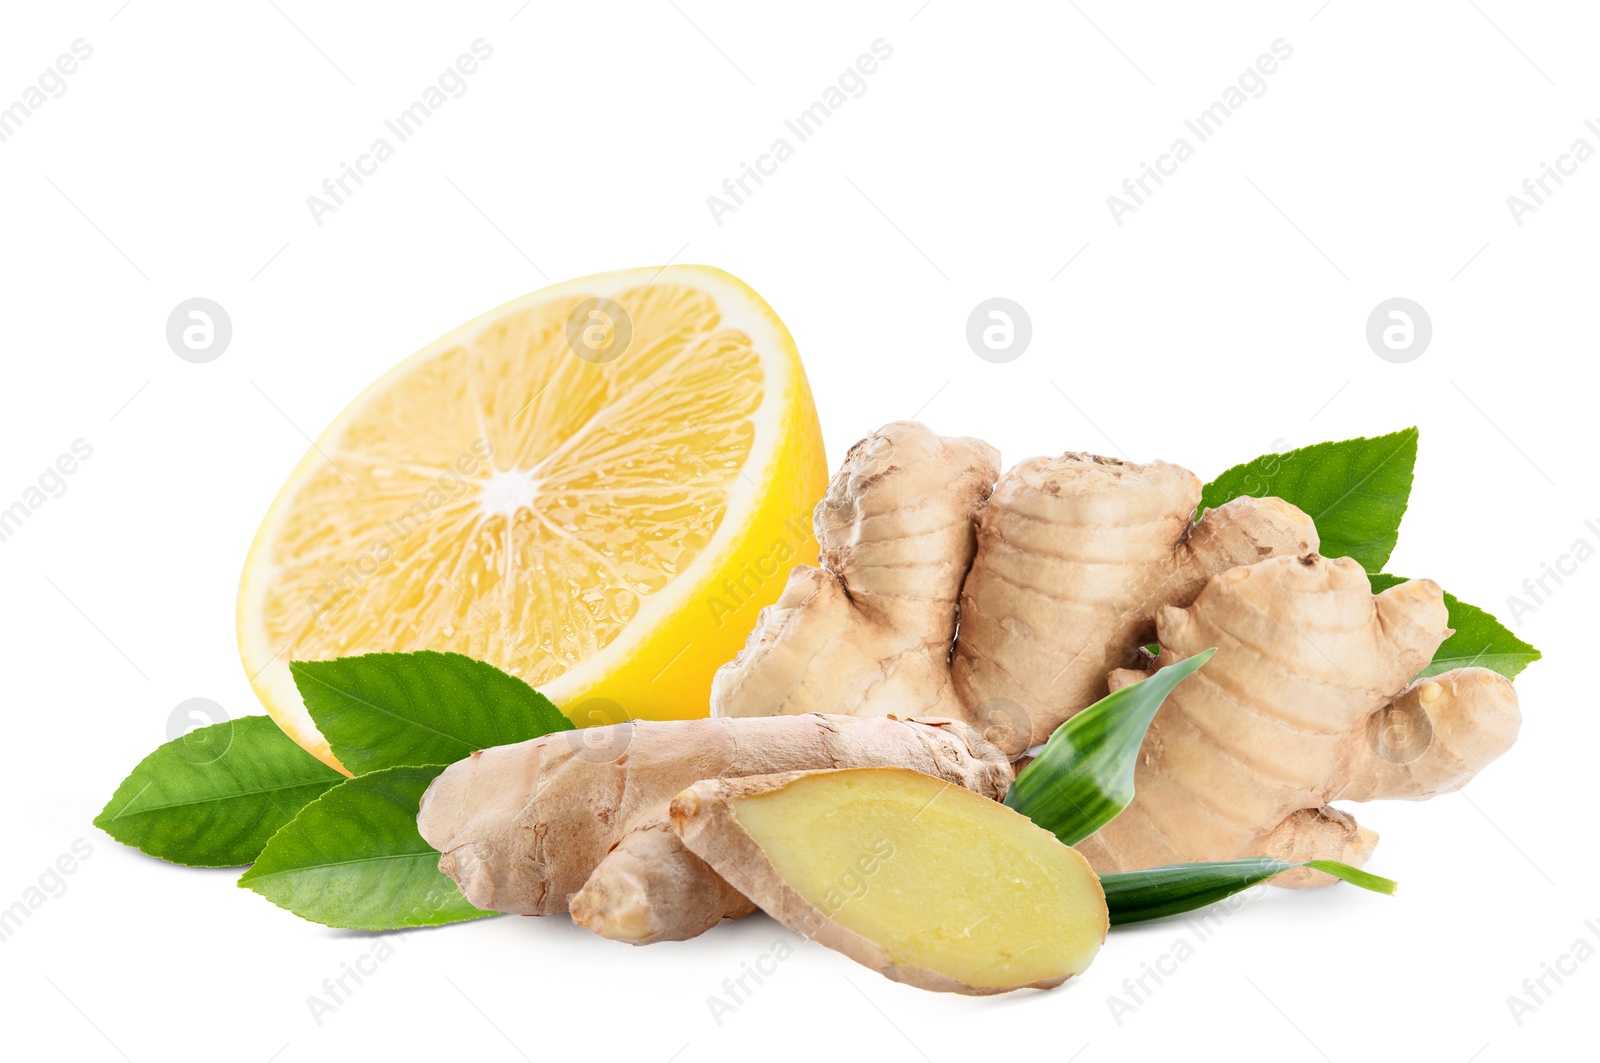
[670,767,1107,994]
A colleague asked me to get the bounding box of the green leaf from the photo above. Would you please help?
[94,717,344,868]
[291,650,574,774]
[1370,573,1541,680]
[1200,428,1418,572]
[1102,857,1398,926]
[1369,573,1542,681]
[1005,650,1213,844]
[239,765,492,930]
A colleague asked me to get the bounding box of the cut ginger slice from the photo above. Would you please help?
[237,266,827,772]
[670,767,1107,994]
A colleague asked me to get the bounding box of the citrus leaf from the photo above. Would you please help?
[1200,428,1418,572]
[1102,857,1397,926]
[1370,573,1541,680]
[291,651,573,775]
[239,765,492,930]
[94,716,344,868]
[1005,650,1212,844]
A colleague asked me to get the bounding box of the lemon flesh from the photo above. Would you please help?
[237,266,827,771]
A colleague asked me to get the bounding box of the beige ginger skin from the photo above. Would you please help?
[713,421,1318,751]
[1076,553,1520,884]
[709,424,1001,726]
[710,421,1521,882]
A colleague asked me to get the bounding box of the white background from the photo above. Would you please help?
[1,2,1593,1060]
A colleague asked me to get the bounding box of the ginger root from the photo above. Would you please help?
[670,767,1107,994]
[711,423,1522,881]
[713,421,1317,751]
[418,423,1526,947]
[1075,554,1521,885]
[415,714,1012,944]
[710,423,1000,724]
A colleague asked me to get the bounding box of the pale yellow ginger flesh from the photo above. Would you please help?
[712,422,1318,752]
[671,767,1107,995]
[1075,554,1521,886]
[416,714,1012,944]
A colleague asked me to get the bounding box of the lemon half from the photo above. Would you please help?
[238,266,827,772]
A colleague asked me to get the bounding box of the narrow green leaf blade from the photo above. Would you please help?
[1102,857,1398,926]
[291,650,574,775]
[1005,650,1213,844]
[1200,427,1419,572]
[1370,573,1541,680]
[239,765,492,930]
[1305,860,1399,895]
[94,716,344,868]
